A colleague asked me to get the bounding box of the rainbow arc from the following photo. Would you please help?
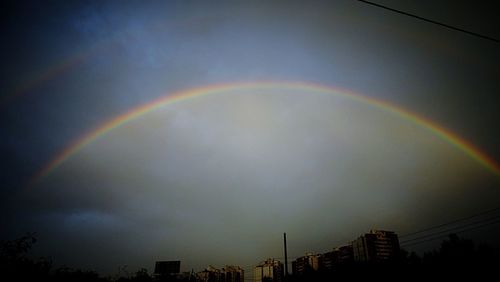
[32,82,500,184]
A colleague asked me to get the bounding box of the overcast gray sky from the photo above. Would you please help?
[1,0,499,276]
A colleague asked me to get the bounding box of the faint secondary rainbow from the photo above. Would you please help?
[0,17,194,109]
[31,81,500,184]
[1,15,466,112]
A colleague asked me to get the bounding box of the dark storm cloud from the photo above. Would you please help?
[1,0,499,275]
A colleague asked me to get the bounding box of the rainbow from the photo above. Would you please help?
[0,51,91,108]
[31,81,500,184]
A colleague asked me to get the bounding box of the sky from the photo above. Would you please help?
[1,0,500,276]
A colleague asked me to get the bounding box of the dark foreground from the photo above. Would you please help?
[1,234,500,281]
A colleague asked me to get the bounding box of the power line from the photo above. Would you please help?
[356,0,500,44]
[400,215,500,244]
[196,207,500,275]
[399,206,500,238]
[401,218,500,247]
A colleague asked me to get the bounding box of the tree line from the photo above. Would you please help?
[2,233,500,281]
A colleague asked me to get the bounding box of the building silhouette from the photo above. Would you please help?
[221,265,244,282]
[337,244,354,262]
[254,258,284,282]
[352,230,400,262]
[319,250,338,271]
[290,230,399,276]
[292,252,320,276]
[319,245,354,272]
[197,265,221,282]
[197,265,244,282]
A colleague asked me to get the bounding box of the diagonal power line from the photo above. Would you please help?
[356,0,500,44]
[399,206,500,238]
[400,215,500,244]
[400,218,500,247]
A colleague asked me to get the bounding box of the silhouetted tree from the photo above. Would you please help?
[132,268,152,282]
[53,266,106,282]
[0,233,52,281]
[3,233,499,281]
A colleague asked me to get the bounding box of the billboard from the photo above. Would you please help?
[154,261,181,275]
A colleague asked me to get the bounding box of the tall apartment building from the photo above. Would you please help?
[254,258,284,282]
[353,230,400,262]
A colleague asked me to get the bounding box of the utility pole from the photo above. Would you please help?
[283,232,288,280]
